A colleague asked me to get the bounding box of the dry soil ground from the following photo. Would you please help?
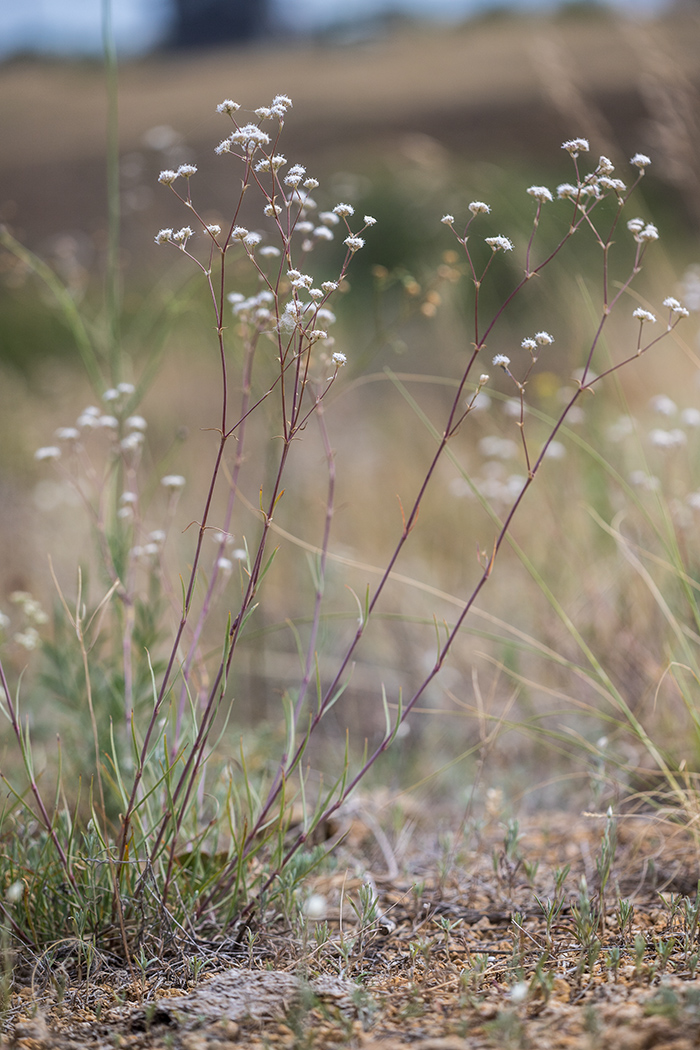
[5,807,700,1050]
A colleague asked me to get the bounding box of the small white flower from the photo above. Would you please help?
[120,433,144,452]
[441,214,455,225]
[161,474,186,490]
[322,281,338,293]
[485,236,514,252]
[649,394,677,416]
[545,440,566,459]
[255,107,272,119]
[636,224,659,243]
[228,124,271,153]
[663,296,689,317]
[102,388,119,402]
[527,185,553,203]
[627,217,645,234]
[176,163,197,178]
[493,354,511,368]
[206,224,222,237]
[633,308,656,324]
[231,226,249,240]
[77,412,99,428]
[96,415,119,429]
[244,232,262,248]
[120,432,143,453]
[304,178,320,190]
[5,880,24,902]
[344,235,365,252]
[469,201,491,214]
[596,156,615,175]
[14,627,40,651]
[284,167,305,187]
[35,446,61,461]
[333,203,355,217]
[629,470,660,491]
[597,177,626,192]
[509,982,529,1005]
[681,407,700,427]
[312,226,334,241]
[319,211,340,226]
[217,557,233,572]
[479,374,489,385]
[562,137,590,156]
[331,352,347,367]
[521,338,537,351]
[172,226,194,246]
[157,170,178,185]
[118,382,135,395]
[303,894,327,919]
[649,428,686,448]
[363,215,377,225]
[259,245,281,257]
[534,331,554,346]
[630,153,651,168]
[216,99,240,114]
[556,183,578,199]
[55,427,80,442]
[155,228,173,245]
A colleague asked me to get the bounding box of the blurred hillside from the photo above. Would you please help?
[1,7,700,264]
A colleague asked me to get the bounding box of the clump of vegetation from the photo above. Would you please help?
[0,86,696,1033]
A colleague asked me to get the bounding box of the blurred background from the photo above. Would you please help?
[2,0,700,818]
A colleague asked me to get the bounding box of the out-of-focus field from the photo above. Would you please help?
[2,9,700,246]
[2,6,700,810]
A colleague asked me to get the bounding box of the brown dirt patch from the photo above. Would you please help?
[4,808,700,1049]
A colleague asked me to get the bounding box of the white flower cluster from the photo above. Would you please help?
[526,185,553,204]
[485,236,514,253]
[155,227,195,248]
[152,95,375,380]
[35,397,148,465]
[627,217,659,243]
[227,288,275,325]
[553,147,652,207]
[662,296,689,319]
[562,137,590,157]
[157,163,198,186]
[5,590,50,651]
[521,331,554,351]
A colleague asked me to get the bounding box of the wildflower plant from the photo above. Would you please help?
[0,93,689,960]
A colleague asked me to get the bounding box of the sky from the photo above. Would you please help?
[0,0,671,60]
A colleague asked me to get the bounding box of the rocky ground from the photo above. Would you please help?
[5,807,700,1049]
